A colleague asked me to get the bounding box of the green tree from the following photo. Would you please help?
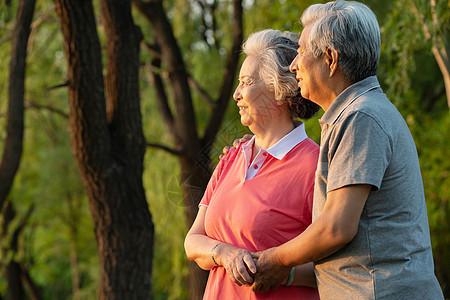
[53,0,155,298]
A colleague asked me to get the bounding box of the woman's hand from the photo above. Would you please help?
[214,243,257,286]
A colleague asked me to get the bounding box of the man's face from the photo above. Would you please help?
[290,25,329,105]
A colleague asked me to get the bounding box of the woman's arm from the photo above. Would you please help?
[184,206,222,270]
[184,206,257,286]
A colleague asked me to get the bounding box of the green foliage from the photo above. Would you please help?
[244,0,312,34]
[144,149,189,300]
[378,0,448,112]
[409,112,450,294]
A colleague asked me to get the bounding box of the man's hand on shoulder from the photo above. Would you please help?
[222,134,253,156]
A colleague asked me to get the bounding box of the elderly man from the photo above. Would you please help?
[239,1,444,299]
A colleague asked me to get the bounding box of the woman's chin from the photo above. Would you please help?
[240,116,252,127]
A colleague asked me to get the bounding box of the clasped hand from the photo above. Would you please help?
[220,245,291,293]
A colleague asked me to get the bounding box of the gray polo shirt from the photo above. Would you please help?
[313,76,443,299]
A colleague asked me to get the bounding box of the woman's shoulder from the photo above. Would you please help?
[296,137,319,155]
[288,137,320,166]
[215,142,245,172]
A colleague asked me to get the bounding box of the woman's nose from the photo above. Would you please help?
[233,87,242,101]
[290,56,298,73]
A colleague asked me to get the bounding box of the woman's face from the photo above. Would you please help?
[290,25,329,104]
[233,56,278,128]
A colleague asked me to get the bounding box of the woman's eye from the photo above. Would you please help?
[239,77,256,86]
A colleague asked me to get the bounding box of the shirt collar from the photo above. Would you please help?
[320,76,381,126]
[242,122,308,160]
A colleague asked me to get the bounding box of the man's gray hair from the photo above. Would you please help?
[301,1,380,83]
[242,29,299,102]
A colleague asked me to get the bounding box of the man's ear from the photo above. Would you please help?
[325,48,339,77]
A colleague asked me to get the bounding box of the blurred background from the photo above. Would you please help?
[0,0,448,299]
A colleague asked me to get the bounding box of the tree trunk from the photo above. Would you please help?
[6,262,24,300]
[0,0,35,213]
[2,201,25,300]
[0,0,36,298]
[180,155,213,300]
[54,1,154,298]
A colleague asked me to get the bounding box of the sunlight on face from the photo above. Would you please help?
[233,56,279,129]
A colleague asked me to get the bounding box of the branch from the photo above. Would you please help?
[211,0,220,49]
[195,0,219,49]
[147,142,185,156]
[142,42,162,59]
[13,204,34,249]
[46,81,69,90]
[408,0,432,40]
[134,0,199,146]
[430,0,438,37]
[0,32,13,44]
[202,0,242,145]
[409,0,450,108]
[25,101,69,119]
[195,0,212,48]
[20,263,44,300]
[187,73,215,107]
[144,44,175,131]
[28,4,56,52]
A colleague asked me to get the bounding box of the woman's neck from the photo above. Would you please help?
[250,117,295,152]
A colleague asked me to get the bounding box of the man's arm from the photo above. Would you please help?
[252,184,371,292]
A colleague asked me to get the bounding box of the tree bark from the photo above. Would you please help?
[0,0,36,298]
[0,0,35,213]
[53,0,154,299]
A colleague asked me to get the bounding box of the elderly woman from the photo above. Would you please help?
[184,29,320,299]
[245,1,444,299]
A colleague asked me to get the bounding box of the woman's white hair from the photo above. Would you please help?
[301,1,380,83]
[242,29,299,102]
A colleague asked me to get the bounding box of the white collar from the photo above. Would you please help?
[242,122,308,160]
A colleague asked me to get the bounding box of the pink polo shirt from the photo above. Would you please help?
[200,124,320,299]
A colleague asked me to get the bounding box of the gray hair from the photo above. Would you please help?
[242,29,320,119]
[242,29,299,103]
[301,1,381,83]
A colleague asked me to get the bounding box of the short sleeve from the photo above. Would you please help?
[199,147,237,207]
[327,112,392,192]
